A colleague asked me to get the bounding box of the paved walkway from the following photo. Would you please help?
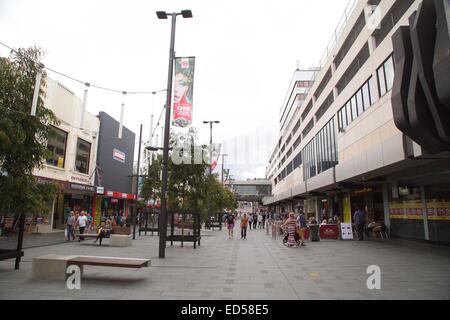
[0,224,449,300]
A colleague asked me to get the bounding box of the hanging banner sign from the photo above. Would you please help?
[173,57,195,128]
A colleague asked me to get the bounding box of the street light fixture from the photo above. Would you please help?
[203,121,220,175]
[156,9,193,259]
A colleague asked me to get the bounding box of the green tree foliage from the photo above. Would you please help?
[142,128,236,221]
[0,47,59,220]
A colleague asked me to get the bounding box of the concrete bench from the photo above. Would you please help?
[32,254,150,281]
[110,234,132,247]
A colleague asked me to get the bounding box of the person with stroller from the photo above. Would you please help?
[282,212,299,247]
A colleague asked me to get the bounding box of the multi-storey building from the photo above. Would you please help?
[264,0,450,244]
[34,78,100,232]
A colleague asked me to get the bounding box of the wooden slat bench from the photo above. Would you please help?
[68,256,150,268]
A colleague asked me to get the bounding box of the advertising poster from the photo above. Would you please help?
[173,57,195,128]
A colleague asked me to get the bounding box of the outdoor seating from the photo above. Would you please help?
[32,254,150,281]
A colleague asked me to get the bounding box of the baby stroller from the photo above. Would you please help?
[281,226,300,247]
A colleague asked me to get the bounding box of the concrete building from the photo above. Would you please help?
[93,112,136,227]
[34,78,100,232]
[264,0,450,244]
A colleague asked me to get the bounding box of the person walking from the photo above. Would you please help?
[240,213,249,239]
[226,212,236,239]
[252,213,258,229]
[262,212,267,229]
[66,211,76,241]
[297,210,308,246]
[282,212,298,247]
[77,212,88,242]
[353,205,368,241]
[257,213,263,229]
[249,213,253,230]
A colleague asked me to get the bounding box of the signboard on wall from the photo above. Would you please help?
[113,149,126,163]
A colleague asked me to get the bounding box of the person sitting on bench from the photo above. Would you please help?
[94,220,111,246]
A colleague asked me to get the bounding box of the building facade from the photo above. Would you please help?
[34,78,100,232]
[264,0,450,244]
[94,112,136,227]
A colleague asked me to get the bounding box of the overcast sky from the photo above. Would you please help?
[1,0,350,180]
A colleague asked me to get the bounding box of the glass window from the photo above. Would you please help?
[384,55,395,92]
[345,101,352,124]
[75,138,91,174]
[356,89,364,116]
[377,66,387,97]
[46,126,67,169]
[369,76,379,104]
[351,95,358,120]
[362,81,371,110]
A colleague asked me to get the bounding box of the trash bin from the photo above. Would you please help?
[309,224,320,241]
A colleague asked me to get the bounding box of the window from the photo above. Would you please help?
[377,66,387,97]
[302,139,316,181]
[377,54,395,97]
[362,81,371,111]
[75,138,91,174]
[384,56,395,92]
[316,118,338,174]
[351,95,358,120]
[369,76,379,104]
[356,89,364,116]
[345,101,352,124]
[293,151,302,168]
[46,126,67,168]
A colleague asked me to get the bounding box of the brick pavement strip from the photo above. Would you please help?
[0,226,449,300]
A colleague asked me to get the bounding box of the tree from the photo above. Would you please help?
[0,47,59,237]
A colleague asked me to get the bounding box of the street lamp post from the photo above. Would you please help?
[156,9,193,259]
[203,121,220,175]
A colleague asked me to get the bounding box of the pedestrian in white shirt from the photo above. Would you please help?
[77,212,88,241]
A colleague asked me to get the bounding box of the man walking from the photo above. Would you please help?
[66,211,75,241]
[353,205,368,241]
[77,211,88,242]
[297,210,308,246]
[240,213,249,239]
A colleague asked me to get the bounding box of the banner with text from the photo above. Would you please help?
[173,57,195,128]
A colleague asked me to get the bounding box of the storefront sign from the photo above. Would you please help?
[104,190,136,200]
[69,183,95,193]
[427,201,450,221]
[319,225,340,240]
[70,174,91,184]
[113,149,126,163]
[96,186,105,194]
[389,201,423,220]
[340,223,354,240]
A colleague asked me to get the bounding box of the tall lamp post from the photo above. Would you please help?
[203,121,220,174]
[156,9,193,259]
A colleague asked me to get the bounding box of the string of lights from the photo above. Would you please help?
[0,41,167,95]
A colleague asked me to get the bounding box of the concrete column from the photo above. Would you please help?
[420,186,430,241]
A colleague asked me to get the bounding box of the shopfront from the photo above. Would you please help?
[388,182,450,244]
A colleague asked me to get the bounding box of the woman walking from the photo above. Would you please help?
[282,212,298,247]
